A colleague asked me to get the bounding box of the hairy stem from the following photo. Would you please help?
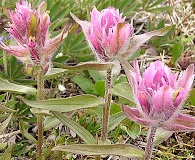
[36,69,45,101]
[101,68,112,142]
[37,114,43,159]
[144,126,157,160]
[36,68,45,159]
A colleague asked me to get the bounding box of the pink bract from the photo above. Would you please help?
[0,0,66,73]
[123,60,195,131]
[71,7,134,62]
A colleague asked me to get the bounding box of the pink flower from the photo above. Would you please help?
[0,0,66,73]
[123,60,195,131]
[71,7,134,62]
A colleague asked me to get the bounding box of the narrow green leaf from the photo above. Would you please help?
[0,77,36,95]
[0,94,6,102]
[157,19,165,29]
[88,70,104,81]
[70,32,85,49]
[0,104,16,113]
[30,108,51,116]
[154,128,173,145]
[14,79,36,86]
[0,114,9,119]
[129,123,141,139]
[43,116,60,131]
[3,51,8,75]
[0,71,8,79]
[51,8,69,22]
[108,112,126,131]
[49,18,69,32]
[0,113,12,134]
[63,32,74,49]
[121,123,141,139]
[149,0,165,8]
[72,75,95,94]
[50,1,61,21]
[171,43,183,64]
[110,83,135,103]
[115,75,128,84]
[52,144,144,159]
[110,103,122,115]
[44,68,66,80]
[119,0,131,11]
[0,144,13,160]
[17,95,103,112]
[94,80,105,97]
[53,62,113,71]
[147,6,172,14]
[19,120,37,144]
[70,42,88,52]
[52,111,95,144]
[9,56,18,78]
[52,55,70,63]
[5,100,18,108]
[181,35,195,44]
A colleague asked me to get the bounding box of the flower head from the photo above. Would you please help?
[71,7,134,62]
[0,0,66,73]
[123,60,195,131]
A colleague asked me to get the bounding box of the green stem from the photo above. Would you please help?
[101,68,112,142]
[144,126,157,160]
[36,68,45,159]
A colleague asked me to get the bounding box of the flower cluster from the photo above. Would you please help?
[123,60,195,131]
[0,0,66,73]
[71,7,134,62]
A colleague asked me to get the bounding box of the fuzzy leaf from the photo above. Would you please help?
[154,128,173,145]
[94,80,105,97]
[121,123,141,139]
[0,104,16,113]
[43,116,60,131]
[0,144,13,160]
[19,120,37,144]
[44,68,66,80]
[52,111,95,144]
[110,82,135,103]
[17,95,103,112]
[0,77,36,95]
[0,113,12,134]
[172,43,183,64]
[146,6,172,14]
[72,75,95,94]
[52,144,144,159]
[53,62,113,71]
[108,112,126,131]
